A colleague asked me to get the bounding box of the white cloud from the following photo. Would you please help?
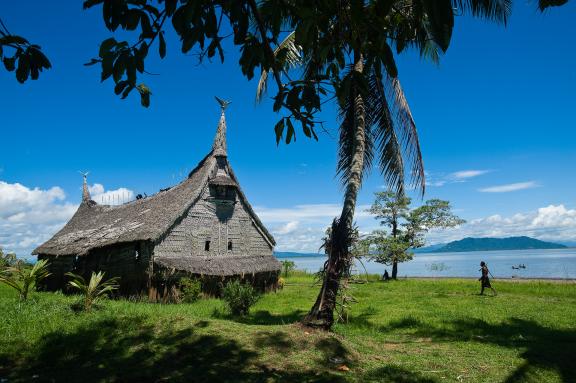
[427,204,576,245]
[479,181,539,193]
[273,220,300,235]
[449,170,491,180]
[0,181,134,257]
[89,183,134,205]
[0,181,77,257]
[257,203,375,252]
[255,203,371,224]
[425,169,491,188]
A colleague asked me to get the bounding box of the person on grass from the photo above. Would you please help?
[479,261,497,296]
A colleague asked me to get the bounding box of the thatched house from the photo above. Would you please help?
[33,106,281,299]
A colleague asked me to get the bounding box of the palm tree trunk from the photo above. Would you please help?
[302,52,366,330]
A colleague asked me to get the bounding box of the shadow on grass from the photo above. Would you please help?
[0,315,354,383]
[212,308,305,325]
[347,311,576,383]
[362,366,438,382]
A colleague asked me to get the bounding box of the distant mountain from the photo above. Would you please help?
[435,236,567,253]
[412,243,447,253]
[274,251,324,258]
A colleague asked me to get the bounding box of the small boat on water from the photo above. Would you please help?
[512,264,527,270]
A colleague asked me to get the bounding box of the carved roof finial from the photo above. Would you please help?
[215,96,231,113]
[79,171,91,202]
[212,97,230,157]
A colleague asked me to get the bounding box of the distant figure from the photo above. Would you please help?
[383,269,390,281]
[479,261,497,296]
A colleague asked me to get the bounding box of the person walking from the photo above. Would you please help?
[479,261,497,296]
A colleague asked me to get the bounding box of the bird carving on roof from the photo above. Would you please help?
[215,96,231,112]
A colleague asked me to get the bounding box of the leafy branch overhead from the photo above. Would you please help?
[82,1,523,146]
[0,18,51,83]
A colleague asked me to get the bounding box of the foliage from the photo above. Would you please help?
[0,18,51,83]
[221,279,260,316]
[281,260,296,278]
[277,276,285,290]
[178,277,202,303]
[365,191,464,276]
[66,271,119,312]
[0,259,51,301]
[0,248,19,270]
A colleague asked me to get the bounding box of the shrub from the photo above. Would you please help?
[66,271,119,312]
[179,277,202,303]
[0,259,51,301]
[0,248,18,269]
[221,279,260,316]
[277,277,285,290]
[281,260,296,277]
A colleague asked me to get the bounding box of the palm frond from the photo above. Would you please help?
[366,71,406,195]
[380,72,425,195]
[255,31,300,103]
[452,0,512,24]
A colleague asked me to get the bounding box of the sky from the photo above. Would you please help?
[1,2,575,257]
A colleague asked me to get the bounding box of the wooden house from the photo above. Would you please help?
[33,106,280,299]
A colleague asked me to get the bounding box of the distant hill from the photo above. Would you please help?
[435,236,567,253]
[274,251,324,258]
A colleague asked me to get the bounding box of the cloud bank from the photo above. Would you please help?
[2,179,573,257]
[0,181,134,258]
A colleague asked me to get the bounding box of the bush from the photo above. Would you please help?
[0,259,51,301]
[179,277,202,303]
[221,279,260,316]
[66,271,119,312]
[277,277,285,290]
[281,260,296,278]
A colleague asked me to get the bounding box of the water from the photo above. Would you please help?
[276,248,576,279]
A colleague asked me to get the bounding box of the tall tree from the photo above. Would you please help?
[367,191,411,279]
[367,192,465,278]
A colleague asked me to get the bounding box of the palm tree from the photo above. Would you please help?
[66,271,119,312]
[257,1,510,329]
[0,259,51,301]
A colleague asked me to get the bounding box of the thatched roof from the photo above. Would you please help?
[155,254,281,276]
[33,111,276,257]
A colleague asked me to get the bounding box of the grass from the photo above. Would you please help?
[1,272,575,382]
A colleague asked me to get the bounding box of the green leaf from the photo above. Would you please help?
[423,0,454,52]
[114,80,129,95]
[274,119,285,145]
[3,56,16,72]
[285,118,295,144]
[137,83,151,107]
[159,32,166,59]
[84,58,100,66]
[15,54,30,83]
[99,38,117,58]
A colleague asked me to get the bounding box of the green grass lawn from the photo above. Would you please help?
[1,273,575,382]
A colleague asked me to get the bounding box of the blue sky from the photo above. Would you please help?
[1,2,575,255]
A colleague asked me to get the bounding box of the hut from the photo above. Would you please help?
[33,103,281,300]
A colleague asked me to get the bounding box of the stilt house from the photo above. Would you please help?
[33,105,281,299]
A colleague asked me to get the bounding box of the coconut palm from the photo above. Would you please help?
[66,271,119,312]
[0,259,51,301]
[257,1,510,329]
